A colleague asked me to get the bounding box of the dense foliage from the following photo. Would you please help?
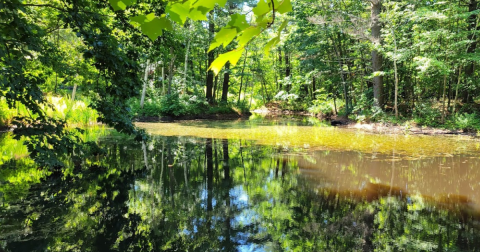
[1,0,480,166]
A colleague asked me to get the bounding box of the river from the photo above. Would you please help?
[1,116,480,251]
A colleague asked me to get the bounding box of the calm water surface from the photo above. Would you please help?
[1,117,480,251]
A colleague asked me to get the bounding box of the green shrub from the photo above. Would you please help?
[452,113,480,131]
[413,102,441,126]
[233,100,250,114]
[308,99,337,117]
[127,98,163,117]
[157,92,209,116]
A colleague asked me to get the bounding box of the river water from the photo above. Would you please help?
[1,117,480,251]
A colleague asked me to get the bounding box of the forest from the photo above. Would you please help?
[2,0,480,139]
[2,1,480,251]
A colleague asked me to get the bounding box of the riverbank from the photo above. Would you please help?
[341,121,476,136]
[252,104,479,136]
[134,111,251,122]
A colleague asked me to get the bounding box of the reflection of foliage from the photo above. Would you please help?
[2,135,480,251]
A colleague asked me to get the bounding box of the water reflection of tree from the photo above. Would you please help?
[2,136,480,251]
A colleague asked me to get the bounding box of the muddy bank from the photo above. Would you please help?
[340,122,475,136]
[254,105,476,136]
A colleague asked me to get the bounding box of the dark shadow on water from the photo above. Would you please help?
[1,135,480,251]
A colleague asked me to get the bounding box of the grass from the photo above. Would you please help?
[0,96,99,128]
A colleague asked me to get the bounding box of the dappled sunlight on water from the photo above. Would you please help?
[2,118,480,251]
[137,119,479,157]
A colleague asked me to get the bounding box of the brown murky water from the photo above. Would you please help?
[138,118,480,210]
[2,117,480,251]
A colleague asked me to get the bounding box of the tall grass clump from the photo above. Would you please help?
[43,96,99,126]
[0,97,15,127]
[1,96,99,128]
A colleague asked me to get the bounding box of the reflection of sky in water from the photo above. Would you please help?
[182,184,267,251]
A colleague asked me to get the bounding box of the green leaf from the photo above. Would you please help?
[208,28,237,52]
[209,49,245,75]
[228,14,249,32]
[237,27,261,48]
[129,13,155,27]
[108,0,136,11]
[189,9,208,21]
[276,0,292,14]
[167,2,190,25]
[277,20,288,35]
[253,0,270,17]
[192,0,227,15]
[130,14,173,41]
[264,36,280,55]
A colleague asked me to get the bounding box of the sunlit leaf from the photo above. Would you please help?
[237,27,261,48]
[130,14,173,41]
[209,48,244,75]
[192,0,227,15]
[253,0,270,17]
[228,14,249,32]
[108,0,136,11]
[129,13,155,27]
[276,0,292,14]
[264,36,280,55]
[208,28,237,52]
[166,2,190,25]
[189,9,208,21]
[277,20,288,35]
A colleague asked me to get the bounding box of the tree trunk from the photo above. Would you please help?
[71,83,78,102]
[206,10,215,103]
[285,52,291,77]
[162,65,165,95]
[238,50,248,104]
[441,74,447,124]
[312,76,316,99]
[168,49,175,95]
[213,74,219,103]
[278,48,283,81]
[454,66,463,114]
[141,59,150,108]
[392,28,399,118]
[184,37,190,92]
[221,62,230,103]
[464,0,478,103]
[371,0,384,107]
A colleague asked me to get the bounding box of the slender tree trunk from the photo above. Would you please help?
[371,0,384,107]
[285,52,291,77]
[162,65,165,95]
[71,83,78,102]
[238,50,248,104]
[168,49,175,95]
[441,74,447,123]
[464,0,478,102]
[392,29,399,118]
[312,76,316,99]
[278,48,283,83]
[285,51,291,91]
[453,66,462,114]
[213,74,218,103]
[206,10,215,103]
[141,59,150,108]
[221,62,230,103]
[184,38,190,92]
